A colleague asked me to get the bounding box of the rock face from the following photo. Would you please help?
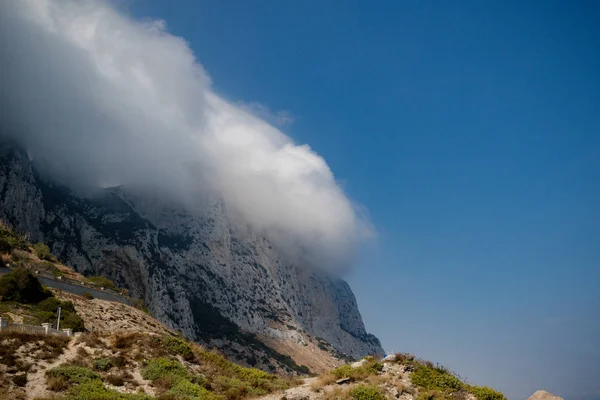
[527,391,564,400]
[0,139,383,362]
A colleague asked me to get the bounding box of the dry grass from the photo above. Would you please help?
[322,385,351,400]
[366,374,388,386]
[311,373,338,391]
[0,331,69,366]
[76,331,104,348]
[105,373,125,386]
[76,346,89,357]
[111,370,134,386]
[46,376,69,392]
[12,373,27,387]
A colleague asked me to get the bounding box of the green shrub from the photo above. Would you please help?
[93,357,113,371]
[193,347,288,397]
[87,275,118,290]
[33,298,85,331]
[169,380,223,400]
[82,291,94,300]
[40,261,64,277]
[213,376,254,399]
[411,364,463,391]
[469,386,507,400]
[46,365,100,384]
[67,379,152,400]
[37,297,61,312]
[61,310,86,331]
[162,335,194,360]
[332,360,383,381]
[416,389,444,400]
[350,385,387,400]
[33,243,54,261]
[0,223,28,251]
[0,267,51,303]
[142,357,189,382]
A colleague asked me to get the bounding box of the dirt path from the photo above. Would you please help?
[258,377,320,400]
[25,338,79,400]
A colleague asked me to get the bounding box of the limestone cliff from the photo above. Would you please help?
[0,139,382,363]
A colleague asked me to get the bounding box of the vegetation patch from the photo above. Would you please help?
[0,331,69,366]
[33,296,86,331]
[162,335,194,360]
[0,267,51,303]
[349,384,387,400]
[0,221,28,252]
[390,356,506,400]
[410,364,463,391]
[82,291,94,300]
[87,275,118,291]
[66,379,152,400]
[332,359,383,381]
[93,357,114,371]
[142,357,190,382]
[169,379,223,400]
[46,365,101,385]
[33,242,54,261]
[468,385,507,400]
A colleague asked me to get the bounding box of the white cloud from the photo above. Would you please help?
[0,0,372,272]
[238,102,295,127]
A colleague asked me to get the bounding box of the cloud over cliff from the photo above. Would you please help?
[0,0,371,272]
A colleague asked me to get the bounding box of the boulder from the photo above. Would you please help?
[527,390,564,400]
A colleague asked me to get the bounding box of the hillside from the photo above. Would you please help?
[0,221,343,375]
[0,139,383,362]
[0,222,509,400]
[1,325,507,400]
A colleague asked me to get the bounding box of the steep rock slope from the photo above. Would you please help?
[0,139,382,360]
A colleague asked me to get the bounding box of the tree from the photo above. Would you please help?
[0,267,51,303]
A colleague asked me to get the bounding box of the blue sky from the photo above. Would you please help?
[129,1,599,399]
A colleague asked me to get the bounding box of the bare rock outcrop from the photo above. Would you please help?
[527,390,564,400]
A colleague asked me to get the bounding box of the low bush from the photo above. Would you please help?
[332,359,383,381]
[162,335,194,360]
[46,365,100,385]
[114,332,139,349]
[410,364,463,391]
[33,297,85,331]
[93,357,113,371]
[0,267,51,303]
[12,373,27,387]
[349,385,387,400]
[0,222,28,251]
[213,376,255,399]
[67,379,152,400]
[142,357,190,382]
[0,331,69,366]
[47,375,70,392]
[106,374,125,386]
[39,261,63,277]
[169,379,223,400]
[33,243,54,261]
[78,332,104,348]
[87,275,118,291]
[468,386,507,400]
[393,352,415,364]
[417,389,445,400]
[82,291,94,300]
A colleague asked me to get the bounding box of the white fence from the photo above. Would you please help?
[0,317,73,337]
